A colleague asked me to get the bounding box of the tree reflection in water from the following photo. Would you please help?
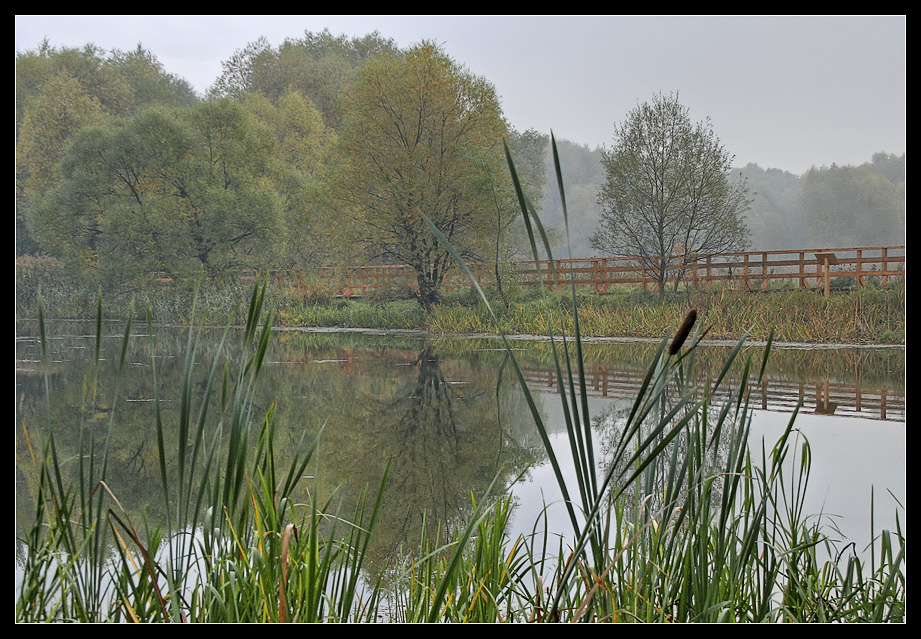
[15,322,903,577]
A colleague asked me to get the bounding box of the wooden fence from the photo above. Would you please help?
[515,245,905,294]
[298,245,904,297]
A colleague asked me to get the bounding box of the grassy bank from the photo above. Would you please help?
[275,283,905,345]
[17,260,904,345]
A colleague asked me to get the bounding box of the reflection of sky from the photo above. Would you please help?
[507,394,906,560]
[748,411,906,550]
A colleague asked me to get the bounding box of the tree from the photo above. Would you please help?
[30,101,284,287]
[739,163,804,250]
[16,73,108,255]
[862,152,905,185]
[800,162,905,247]
[207,37,272,102]
[334,43,510,310]
[109,44,198,109]
[591,93,750,297]
[16,42,199,257]
[487,127,548,306]
[244,90,337,267]
[209,30,399,129]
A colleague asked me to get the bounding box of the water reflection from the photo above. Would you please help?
[16,321,904,569]
[520,344,904,422]
[265,341,542,572]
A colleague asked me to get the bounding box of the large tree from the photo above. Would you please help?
[334,42,511,310]
[16,73,108,255]
[591,93,751,297]
[16,42,197,256]
[29,100,284,287]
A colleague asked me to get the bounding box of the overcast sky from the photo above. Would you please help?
[15,15,906,176]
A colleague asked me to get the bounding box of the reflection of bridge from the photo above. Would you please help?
[520,365,905,422]
[269,344,904,423]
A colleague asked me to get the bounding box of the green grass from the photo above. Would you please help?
[17,263,904,345]
[15,139,905,622]
[263,283,904,345]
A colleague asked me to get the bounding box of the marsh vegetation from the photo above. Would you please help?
[14,138,904,623]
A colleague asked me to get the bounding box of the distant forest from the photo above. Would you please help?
[539,139,905,258]
[16,31,906,292]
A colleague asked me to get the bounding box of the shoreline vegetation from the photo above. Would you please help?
[16,277,906,346]
[15,283,906,622]
[14,140,905,621]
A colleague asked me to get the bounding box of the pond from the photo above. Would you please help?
[15,320,905,570]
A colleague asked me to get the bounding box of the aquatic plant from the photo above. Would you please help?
[15,141,904,622]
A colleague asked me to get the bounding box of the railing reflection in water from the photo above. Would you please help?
[520,364,904,422]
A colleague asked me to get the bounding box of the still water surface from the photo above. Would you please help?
[16,321,905,565]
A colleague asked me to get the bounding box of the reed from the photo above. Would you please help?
[15,141,904,623]
[16,283,387,622]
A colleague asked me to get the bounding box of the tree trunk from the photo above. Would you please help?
[416,270,439,312]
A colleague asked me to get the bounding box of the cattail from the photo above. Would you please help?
[669,308,698,355]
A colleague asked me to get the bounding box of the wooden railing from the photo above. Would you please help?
[297,245,904,297]
[511,246,905,294]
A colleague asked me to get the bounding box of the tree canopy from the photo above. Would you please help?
[16,42,197,257]
[28,101,285,286]
[800,160,905,247]
[591,93,751,297]
[208,29,399,129]
[333,42,511,310]
[16,34,904,301]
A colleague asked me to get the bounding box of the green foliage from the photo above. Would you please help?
[244,90,338,268]
[29,100,285,288]
[108,44,198,110]
[209,29,400,129]
[334,42,513,310]
[16,73,108,255]
[801,160,905,247]
[739,163,805,250]
[591,93,752,298]
[16,42,134,127]
[15,41,197,199]
[740,153,905,250]
[16,41,194,260]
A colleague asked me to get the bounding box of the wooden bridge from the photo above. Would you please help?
[285,245,904,298]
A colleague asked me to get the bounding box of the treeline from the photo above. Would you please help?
[16,31,546,306]
[538,142,905,257]
[16,31,905,302]
[742,155,905,250]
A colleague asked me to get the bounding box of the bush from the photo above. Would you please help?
[16,255,63,306]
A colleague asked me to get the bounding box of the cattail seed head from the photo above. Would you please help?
[669,308,698,355]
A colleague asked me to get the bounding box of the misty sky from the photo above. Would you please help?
[15,15,906,176]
